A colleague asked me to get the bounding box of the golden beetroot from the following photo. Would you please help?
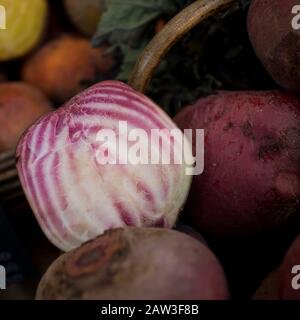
[0,0,48,61]
[22,35,115,103]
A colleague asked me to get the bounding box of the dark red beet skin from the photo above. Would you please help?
[248,0,300,92]
[175,91,300,237]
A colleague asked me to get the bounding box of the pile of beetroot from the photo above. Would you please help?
[12,0,300,300]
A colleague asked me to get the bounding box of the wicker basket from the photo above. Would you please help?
[0,150,22,206]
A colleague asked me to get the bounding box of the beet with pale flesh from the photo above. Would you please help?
[175,91,300,237]
[36,228,229,300]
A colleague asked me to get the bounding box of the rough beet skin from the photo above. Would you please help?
[248,0,300,92]
[175,91,300,237]
[36,228,229,300]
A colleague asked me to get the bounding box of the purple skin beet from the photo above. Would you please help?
[36,227,229,300]
[248,0,300,92]
[175,91,300,237]
[279,234,300,300]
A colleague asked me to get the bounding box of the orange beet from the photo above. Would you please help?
[0,82,52,152]
[22,35,115,103]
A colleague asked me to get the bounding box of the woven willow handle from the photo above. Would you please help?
[129,0,237,93]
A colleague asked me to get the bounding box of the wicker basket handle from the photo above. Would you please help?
[129,0,237,93]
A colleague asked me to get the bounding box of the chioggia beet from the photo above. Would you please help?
[0,0,48,61]
[248,0,300,92]
[175,91,300,237]
[279,235,300,299]
[36,228,230,300]
[16,81,193,251]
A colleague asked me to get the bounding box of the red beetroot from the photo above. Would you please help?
[248,0,300,92]
[36,228,229,300]
[175,91,300,237]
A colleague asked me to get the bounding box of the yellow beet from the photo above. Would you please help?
[0,0,48,61]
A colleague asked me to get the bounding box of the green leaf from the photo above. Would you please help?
[92,0,186,82]
[116,45,146,81]
[99,1,166,35]
[93,0,184,47]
